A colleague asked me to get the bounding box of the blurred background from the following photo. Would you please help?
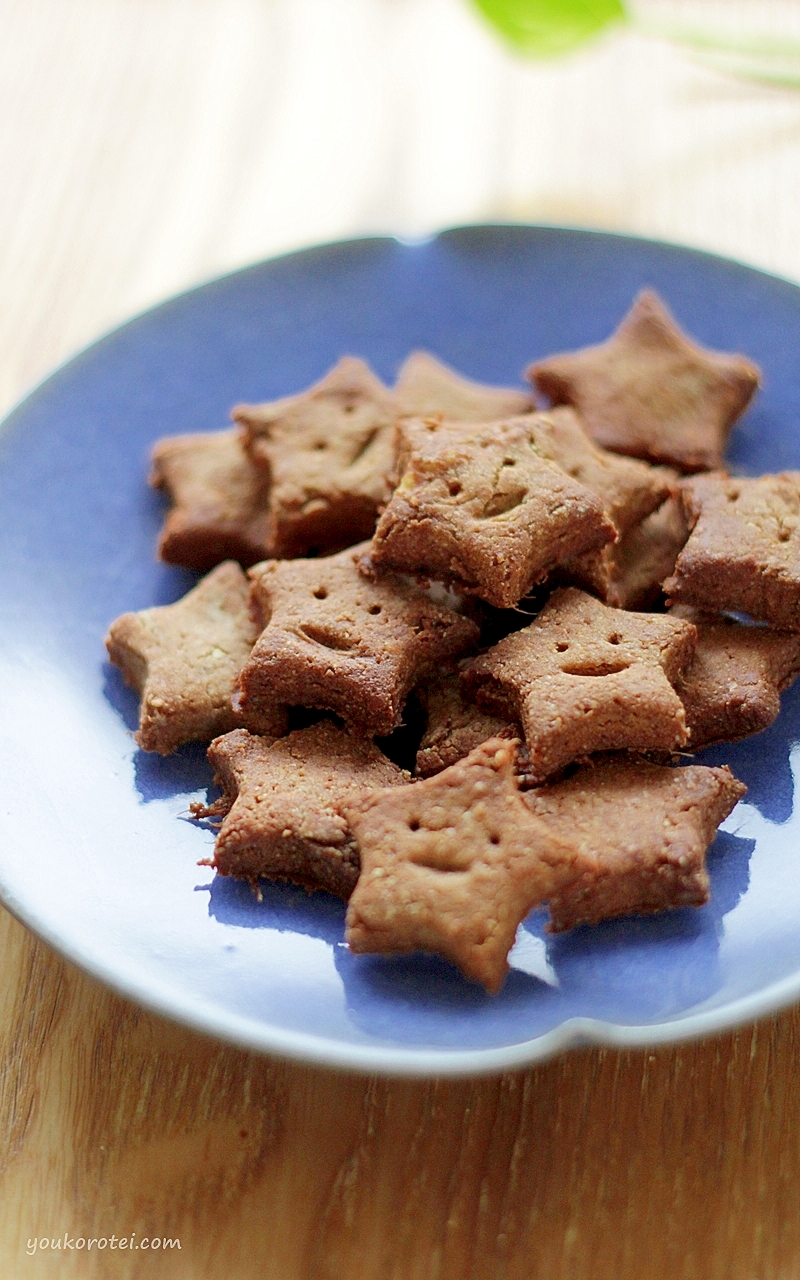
[2,0,800,414]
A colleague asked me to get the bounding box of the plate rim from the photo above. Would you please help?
[3,220,800,1077]
[4,880,799,1078]
[4,217,798,439]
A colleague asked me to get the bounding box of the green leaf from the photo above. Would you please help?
[471,0,628,58]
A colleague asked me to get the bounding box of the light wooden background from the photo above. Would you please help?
[3,1,800,1276]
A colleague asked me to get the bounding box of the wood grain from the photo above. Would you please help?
[4,1,800,1275]
[3,902,800,1279]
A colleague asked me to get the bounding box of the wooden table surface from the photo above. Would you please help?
[4,2,800,1275]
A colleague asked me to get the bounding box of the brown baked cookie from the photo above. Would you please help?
[461,587,696,782]
[237,543,479,739]
[669,604,800,750]
[528,407,674,533]
[395,350,532,420]
[369,416,616,610]
[557,491,683,606]
[523,757,746,931]
[105,561,285,754]
[233,357,398,557]
[527,290,760,472]
[664,471,800,631]
[150,428,274,571]
[197,723,409,898]
[344,739,595,992]
[415,669,517,777]
[529,411,675,601]
[605,494,690,610]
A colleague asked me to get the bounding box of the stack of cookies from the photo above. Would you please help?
[107,290,800,993]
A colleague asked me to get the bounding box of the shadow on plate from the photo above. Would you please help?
[103,663,217,801]
[103,661,140,733]
[206,873,549,1048]
[692,682,800,825]
[149,561,201,606]
[541,828,754,1025]
[133,742,216,802]
[208,873,347,944]
[201,827,754,1046]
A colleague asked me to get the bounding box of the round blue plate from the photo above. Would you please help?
[1,225,799,1076]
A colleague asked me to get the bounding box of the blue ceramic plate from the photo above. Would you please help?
[1,225,799,1076]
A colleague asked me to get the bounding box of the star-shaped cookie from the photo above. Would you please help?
[527,290,760,472]
[415,668,517,778]
[605,494,689,610]
[197,723,409,898]
[369,415,616,610]
[524,756,746,931]
[527,406,676,600]
[150,428,273,570]
[670,604,800,750]
[528,407,674,533]
[233,357,398,557]
[237,543,479,738]
[664,471,800,631]
[105,561,285,754]
[461,587,696,782]
[395,350,532,420]
[343,739,594,992]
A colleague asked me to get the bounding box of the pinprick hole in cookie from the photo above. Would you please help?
[502,458,516,467]
[608,633,621,645]
[314,441,327,450]
[727,489,739,502]
[490,834,500,845]
[448,480,462,497]
[779,528,791,542]
[313,586,328,599]
[409,819,420,831]
[555,642,569,652]
[367,604,382,615]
